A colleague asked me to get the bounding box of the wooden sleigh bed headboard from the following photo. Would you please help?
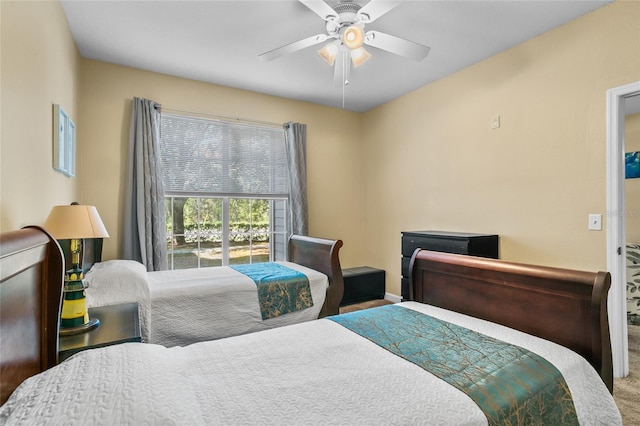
[288,235,344,317]
[0,227,64,405]
[409,248,613,393]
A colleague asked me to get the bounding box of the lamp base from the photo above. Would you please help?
[59,318,100,336]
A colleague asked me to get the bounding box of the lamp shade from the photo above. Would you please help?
[342,25,365,50]
[44,205,109,239]
[317,40,340,66]
[350,47,371,67]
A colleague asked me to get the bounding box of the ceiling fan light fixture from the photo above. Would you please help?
[317,40,340,65]
[350,47,371,67]
[342,25,364,50]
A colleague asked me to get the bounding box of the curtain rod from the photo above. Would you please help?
[161,106,285,129]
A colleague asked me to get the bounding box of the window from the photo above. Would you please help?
[160,113,289,270]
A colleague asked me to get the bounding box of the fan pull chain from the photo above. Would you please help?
[342,51,349,109]
[342,63,346,108]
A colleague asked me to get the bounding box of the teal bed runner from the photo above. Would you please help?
[231,262,313,320]
[329,305,578,426]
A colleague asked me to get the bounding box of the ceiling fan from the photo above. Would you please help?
[258,0,431,85]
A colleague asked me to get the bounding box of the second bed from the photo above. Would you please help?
[84,235,343,346]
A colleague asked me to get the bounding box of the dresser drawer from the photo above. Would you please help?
[401,256,411,278]
[401,236,469,257]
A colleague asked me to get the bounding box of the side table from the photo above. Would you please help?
[58,302,142,362]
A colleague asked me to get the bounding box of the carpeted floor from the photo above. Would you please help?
[341,300,639,424]
[614,324,640,425]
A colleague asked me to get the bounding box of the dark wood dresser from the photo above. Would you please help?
[401,231,499,300]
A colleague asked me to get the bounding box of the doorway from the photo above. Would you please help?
[606,81,640,378]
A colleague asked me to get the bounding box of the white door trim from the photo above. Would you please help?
[606,80,640,378]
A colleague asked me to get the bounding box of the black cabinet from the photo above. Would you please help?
[341,266,385,306]
[401,231,499,300]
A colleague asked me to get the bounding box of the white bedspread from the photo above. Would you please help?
[0,303,621,426]
[85,260,328,346]
[85,260,151,340]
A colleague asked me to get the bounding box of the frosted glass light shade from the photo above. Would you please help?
[342,25,364,50]
[350,47,371,67]
[318,40,340,65]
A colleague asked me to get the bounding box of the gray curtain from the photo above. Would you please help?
[122,97,168,271]
[284,122,308,236]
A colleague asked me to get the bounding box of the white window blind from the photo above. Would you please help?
[160,113,288,196]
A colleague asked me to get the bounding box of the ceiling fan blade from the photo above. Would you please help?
[259,34,330,62]
[364,30,430,61]
[357,1,400,23]
[299,0,338,21]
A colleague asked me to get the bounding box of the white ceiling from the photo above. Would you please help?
[61,0,613,112]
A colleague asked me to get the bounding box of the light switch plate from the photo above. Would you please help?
[491,114,500,129]
[588,214,602,231]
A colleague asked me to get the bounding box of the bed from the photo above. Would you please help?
[82,235,344,346]
[0,227,621,424]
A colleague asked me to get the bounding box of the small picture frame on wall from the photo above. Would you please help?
[626,151,640,179]
[53,104,76,177]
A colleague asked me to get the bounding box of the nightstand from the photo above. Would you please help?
[341,266,385,306]
[58,302,142,362]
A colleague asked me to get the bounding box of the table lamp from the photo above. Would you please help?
[44,204,109,335]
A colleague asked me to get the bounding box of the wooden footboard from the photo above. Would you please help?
[288,235,344,317]
[409,249,613,393]
[0,227,65,405]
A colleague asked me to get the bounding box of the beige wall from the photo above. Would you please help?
[1,0,80,229]
[361,0,640,295]
[78,61,365,265]
[626,112,640,243]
